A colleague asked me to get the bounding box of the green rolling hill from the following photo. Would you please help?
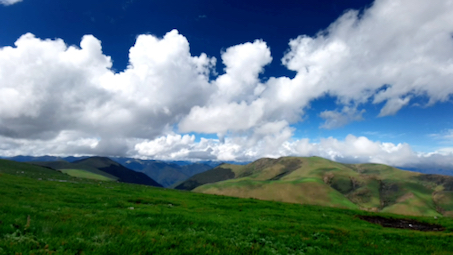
[176,156,453,217]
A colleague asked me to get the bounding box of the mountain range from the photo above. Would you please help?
[176,156,453,217]
[4,155,223,187]
[3,155,453,217]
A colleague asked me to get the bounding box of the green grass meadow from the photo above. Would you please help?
[1,159,453,254]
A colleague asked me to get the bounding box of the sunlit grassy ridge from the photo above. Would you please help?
[187,157,453,216]
[31,160,119,181]
[60,169,115,181]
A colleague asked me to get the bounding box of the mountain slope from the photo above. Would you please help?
[31,160,118,180]
[4,156,243,187]
[177,156,453,216]
[32,157,162,187]
[174,164,236,190]
[75,157,162,187]
[0,158,75,180]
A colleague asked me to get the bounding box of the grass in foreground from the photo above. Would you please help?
[1,162,453,254]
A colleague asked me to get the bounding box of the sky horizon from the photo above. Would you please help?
[1,0,453,170]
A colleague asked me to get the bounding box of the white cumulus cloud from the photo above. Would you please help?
[182,0,453,136]
[134,134,453,170]
[0,30,214,152]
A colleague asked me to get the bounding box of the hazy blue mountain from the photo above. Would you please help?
[399,167,453,177]
[6,155,63,162]
[63,156,90,163]
[5,155,88,163]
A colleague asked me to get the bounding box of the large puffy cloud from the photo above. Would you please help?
[282,0,453,116]
[179,40,272,134]
[1,0,453,170]
[95,30,215,139]
[0,30,214,153]
[0,33,112,139]
[180,0,453,134]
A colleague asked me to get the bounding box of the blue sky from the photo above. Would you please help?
[0,0,373,75]
[0,0,453,170]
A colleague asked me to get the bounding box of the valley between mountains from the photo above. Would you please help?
[9,155,453,217]
[27,156,214,188]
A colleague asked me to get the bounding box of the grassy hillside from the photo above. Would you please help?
[0,159,80,181]
[60,169,116,181]
[178,156,453,217]
[32,157,162,187]
[5,156,215,188]
[31,160,119,180]
[1,159,453,254]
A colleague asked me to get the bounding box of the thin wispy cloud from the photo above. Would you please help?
[0,0,23,6]
[320,107,365,129]
[362,131,406,139]
[429,129,453,143]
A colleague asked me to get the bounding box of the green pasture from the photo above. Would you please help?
[2,159,453,254]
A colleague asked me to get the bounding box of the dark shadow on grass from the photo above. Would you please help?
[358,215,445,231]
